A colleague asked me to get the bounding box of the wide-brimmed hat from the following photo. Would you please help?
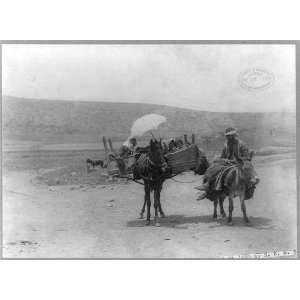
[224,127,238,136]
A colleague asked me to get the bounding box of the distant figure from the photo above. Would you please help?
[120,137,138,158]
[168,138,177,152]
[86,158,104,172]
[175,138,184,149]
[270,128,275,137]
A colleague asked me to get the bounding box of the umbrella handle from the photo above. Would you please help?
[150,131,156,140]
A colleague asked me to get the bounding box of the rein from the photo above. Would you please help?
[170,176,198,184]
[113,175,145,186]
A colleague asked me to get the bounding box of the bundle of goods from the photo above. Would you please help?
[165,144,199,175]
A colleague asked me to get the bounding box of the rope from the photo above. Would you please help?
[113,175,144,185]
[214,163,240,190]
[170,175,198,184]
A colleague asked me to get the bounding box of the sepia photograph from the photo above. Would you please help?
[1,42,297,259]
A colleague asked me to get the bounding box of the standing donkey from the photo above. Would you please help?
[133,139,170,226]
[208,159,259,225]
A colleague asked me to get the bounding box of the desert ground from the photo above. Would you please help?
[2,147,297,258]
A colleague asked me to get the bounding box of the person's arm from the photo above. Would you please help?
[239,141,250,159]
[220,145,227,159]
[119,145,129,157]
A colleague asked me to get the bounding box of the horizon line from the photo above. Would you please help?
[2,94,295,114]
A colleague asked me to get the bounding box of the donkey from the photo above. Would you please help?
[209,159,259,225]
[86,158,104,172]
[133,139,171,226]
[136,141,209,225]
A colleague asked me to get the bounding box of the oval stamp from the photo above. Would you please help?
[239,68,274,91]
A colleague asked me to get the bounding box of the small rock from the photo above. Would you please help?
[108,199,115,202]
[224,239,230,243]
[164,238,171,241]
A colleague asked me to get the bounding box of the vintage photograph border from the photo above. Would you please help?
[0,40,298,260]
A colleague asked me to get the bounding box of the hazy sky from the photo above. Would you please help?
[2,44,295,112]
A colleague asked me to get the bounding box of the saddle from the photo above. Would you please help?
[205,159,257,201]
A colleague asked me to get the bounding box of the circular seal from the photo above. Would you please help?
[239,68,274,91]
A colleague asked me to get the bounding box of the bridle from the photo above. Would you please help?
[148,149,168,171]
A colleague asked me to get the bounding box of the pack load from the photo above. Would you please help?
[101,134,205,179]
[165,144,200,175]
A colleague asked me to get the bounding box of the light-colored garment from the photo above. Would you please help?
[123,141,136,152]
[121,139,137,158]
[123,139,131,148]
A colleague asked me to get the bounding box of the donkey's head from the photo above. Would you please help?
[103,153,126,176]
[194,147,209,175]
[239,160,259,186]
[149,139,168,172]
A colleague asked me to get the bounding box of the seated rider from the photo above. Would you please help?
[196,127,252,200]
[119,137,137,158]
[220,127,250,162]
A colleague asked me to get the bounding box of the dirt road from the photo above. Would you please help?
[2,155,297,258]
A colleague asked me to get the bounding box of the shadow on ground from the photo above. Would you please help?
[127,214,274,230]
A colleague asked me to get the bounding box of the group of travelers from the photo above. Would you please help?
[117,127,258,201]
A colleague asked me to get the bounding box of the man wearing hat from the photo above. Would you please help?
[196,127,251,199]
[220,127,250,161]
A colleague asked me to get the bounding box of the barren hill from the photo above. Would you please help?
[2,96,296,149]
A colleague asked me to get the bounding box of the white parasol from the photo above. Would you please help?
[130,113,167,138]
[123,114,167,146]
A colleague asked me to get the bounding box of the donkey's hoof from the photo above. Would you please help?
[244,218,250,224]
[221,213,227,218]
[145,220,151,226]
[155,222,161,227]
[139,214,144,219]
[227,220,233,226]
[213,214,218,219]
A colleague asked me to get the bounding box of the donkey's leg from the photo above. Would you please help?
[240,190,249,223]
[145,183,151,225]
[139,198,146,219]
[227,193,234,225]
[154,188,160,227]
[219,195,226,218]
[140,183,147,218]
[157,184,165,218]
[213,197,218,219]
[158,202,166,218]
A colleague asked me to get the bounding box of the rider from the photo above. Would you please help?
[220,127,250,161]
[119,137,138,158]
[196,127,252,200]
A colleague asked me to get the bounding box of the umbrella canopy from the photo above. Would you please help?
[129,113,167,138]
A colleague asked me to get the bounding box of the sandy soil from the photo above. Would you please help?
[2,154,297,258]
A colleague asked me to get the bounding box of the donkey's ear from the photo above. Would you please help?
[249,150,255,161]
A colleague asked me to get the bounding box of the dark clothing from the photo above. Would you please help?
[119,145,132,158]
[220,138,250,161]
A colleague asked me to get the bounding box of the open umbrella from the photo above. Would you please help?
[129,113,167,138]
